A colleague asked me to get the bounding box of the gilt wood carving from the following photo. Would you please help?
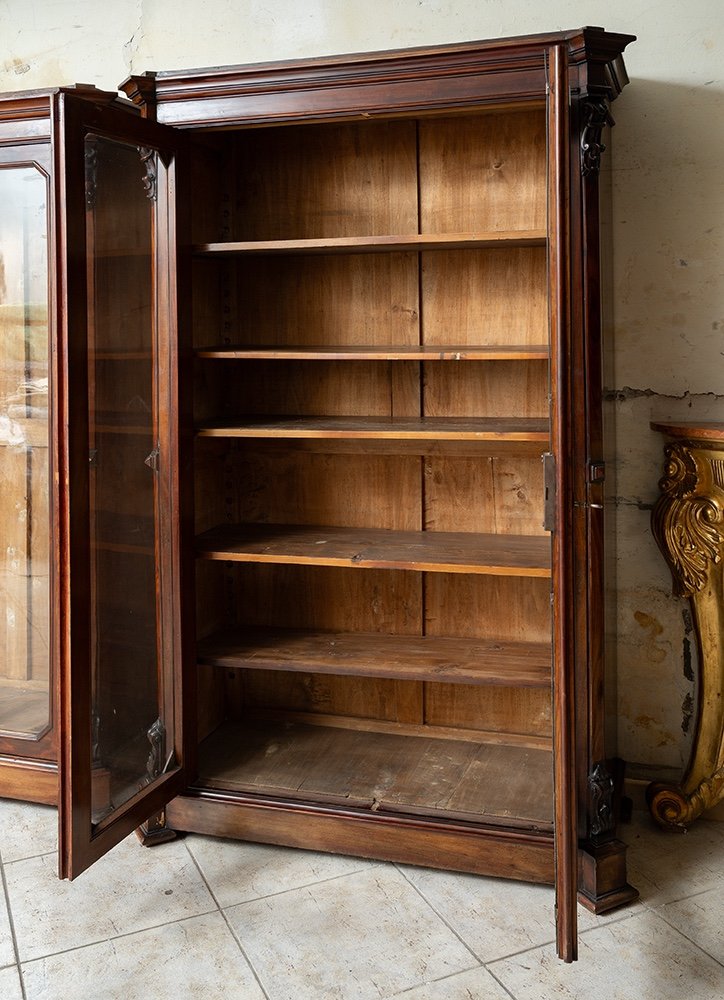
[649,423,724,828]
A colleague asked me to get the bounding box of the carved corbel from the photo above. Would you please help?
[580,98,614,176]
[84,137,99,209]
[588,761,616,839]
[138,146,157,202]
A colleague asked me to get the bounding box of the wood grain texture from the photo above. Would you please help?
[419,110,547,233]
[423,360,548,419]
[196,523,552,576]
[194,232,547,255]
[232,120,418,240]
[229,254,419,348]
[0,757,57,804]
[196,416,549,441]
[198,628,551,687]
[195,344,549,360]
[167,792,555,885]
[421,248,547,346]
[424,684,552,738]
[424,574,551,644]
[220,450,421,531]
[650,421,724,442]
[423,455,546,536]
[197,719,553,829]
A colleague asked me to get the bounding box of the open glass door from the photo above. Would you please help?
[56,93,186,878]
[547,45,578,962]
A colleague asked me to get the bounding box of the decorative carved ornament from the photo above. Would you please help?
[648,767,724,830]
[651,443,723,598]
[84,138,99,209]
[588,761,616,839]
[580,98,613,176]
[649,427,724,830]
[145,717,166,783]
[138,146,157,201]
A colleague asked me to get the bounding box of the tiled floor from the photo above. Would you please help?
[1,801,723,999]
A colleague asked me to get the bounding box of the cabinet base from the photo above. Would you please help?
[577,838,639,913]
[168,790,555,883]
[136,810,177,847]
[0,756,57,804]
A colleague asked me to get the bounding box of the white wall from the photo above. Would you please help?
[1,0,722,781]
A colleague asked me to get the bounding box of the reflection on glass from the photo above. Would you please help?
[86,135,166,824]
[0,165,49,741]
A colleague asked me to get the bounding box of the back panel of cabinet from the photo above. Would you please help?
[190,108,552,833]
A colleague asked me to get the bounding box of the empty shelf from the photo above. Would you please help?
[196,523,551,577]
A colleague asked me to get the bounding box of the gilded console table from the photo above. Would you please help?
[648,421,724,829]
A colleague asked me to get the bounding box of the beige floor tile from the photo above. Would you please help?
[0,883,15,968]
[0,965,23,1000]
[187,833,372,908]
[490,909,724,1000]
[225,866,475,999]
[657,886,724,966]
[391,966,509,999]
[401,864,644,962]
[0,801,56,863]
[5,837,216,962]
[400,866,558,962]
[622,812,724,906]
[20,911,265,1000]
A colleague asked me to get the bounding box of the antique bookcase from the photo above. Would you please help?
[0,89,60,805]
[0,27,636,961]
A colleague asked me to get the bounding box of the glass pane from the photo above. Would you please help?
[0,165,50,741]
[86,135,166,824]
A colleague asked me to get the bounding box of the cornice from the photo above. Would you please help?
[118,27,635,127]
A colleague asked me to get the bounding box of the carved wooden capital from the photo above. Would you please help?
[651,442,724,597]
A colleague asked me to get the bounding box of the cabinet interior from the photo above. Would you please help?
[189,106,553,833]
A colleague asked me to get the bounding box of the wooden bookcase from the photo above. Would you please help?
[0,27,636,960]
[188,109,554,833]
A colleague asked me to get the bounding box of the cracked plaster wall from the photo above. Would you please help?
[0,0,722,786]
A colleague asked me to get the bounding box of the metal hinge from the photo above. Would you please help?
[573,460,606,510]
[542,452,556,531]
[588,461,606,484]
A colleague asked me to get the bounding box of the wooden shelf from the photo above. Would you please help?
[197,719,553,831]
[195,344,550,361]
[198,627,551,687]
[196,415,549,442]
[196,523,551,577]
[93,410,152,436]
[193,231,547,256]
[0,681,49,740]
[91,351,152,361]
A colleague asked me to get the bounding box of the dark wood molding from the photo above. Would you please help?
[0,757,58,804]
[119,27,634,128]
[168,789,555,883]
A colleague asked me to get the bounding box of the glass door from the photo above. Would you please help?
[547,43,578,962]
[57,94,186,878]
[0,145,52,756]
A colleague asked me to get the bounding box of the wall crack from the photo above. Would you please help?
[605,386,724,403]
[123,0,145,73]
